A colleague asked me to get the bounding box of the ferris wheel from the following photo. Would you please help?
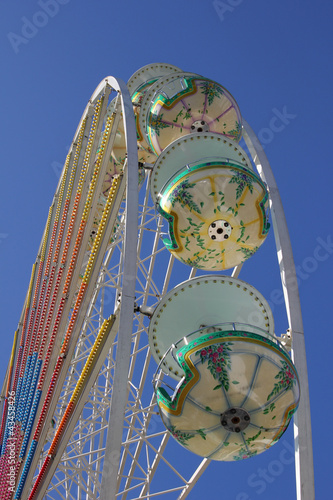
[0,64,314,499]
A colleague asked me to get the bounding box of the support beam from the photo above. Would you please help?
[100,78,139,500]
[242,120,315,500]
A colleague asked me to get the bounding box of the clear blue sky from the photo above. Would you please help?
[0,0,332,498]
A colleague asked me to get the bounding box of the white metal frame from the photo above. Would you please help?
[8,80,313,499]
[99,75,138,499]
[242,121,315,500]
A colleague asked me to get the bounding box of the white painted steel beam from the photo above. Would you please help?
[177,459,210,500]
[100,77,139,500]
[242,120,315,500]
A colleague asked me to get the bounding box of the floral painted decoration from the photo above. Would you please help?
[267,360,297,401]
[195,342,233,391]
[199,80,225,106]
